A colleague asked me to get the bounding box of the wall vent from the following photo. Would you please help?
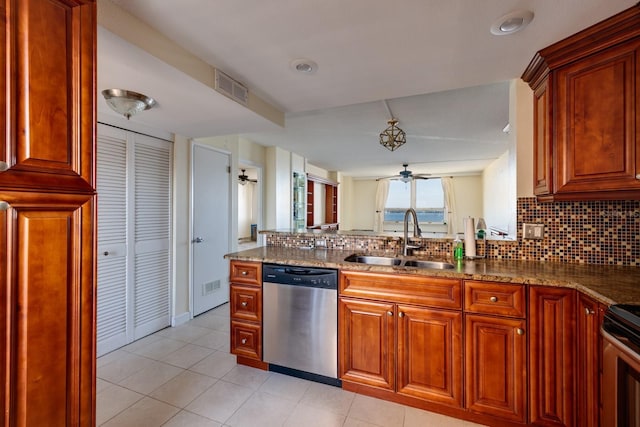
[203,280,221,295]
[214,69,248,106]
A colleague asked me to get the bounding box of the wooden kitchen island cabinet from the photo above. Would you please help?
[229,260,267,368]
[339,271,463,410]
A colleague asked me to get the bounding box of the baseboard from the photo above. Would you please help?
[172,311,191,327]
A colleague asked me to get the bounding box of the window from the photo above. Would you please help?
[384,178,445,224]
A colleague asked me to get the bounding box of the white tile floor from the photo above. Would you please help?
[97,303,487,427]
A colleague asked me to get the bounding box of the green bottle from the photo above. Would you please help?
[453,236,464,260]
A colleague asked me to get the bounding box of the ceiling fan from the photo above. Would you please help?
[376,164,431,182]
[238,169,257,185]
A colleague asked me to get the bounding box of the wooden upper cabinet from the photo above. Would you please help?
[522,4,640,201]
[533,78,553,196]
[1,0,96,193]
[556,40,640,195]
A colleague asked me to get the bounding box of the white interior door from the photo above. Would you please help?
[192,144,230,316]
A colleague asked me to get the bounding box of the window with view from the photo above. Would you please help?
[384,178,445,224]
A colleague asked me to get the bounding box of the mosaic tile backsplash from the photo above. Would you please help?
[514,197,639,266]
[266,197,640,266]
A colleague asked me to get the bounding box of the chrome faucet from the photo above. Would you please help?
[403,208,422,256]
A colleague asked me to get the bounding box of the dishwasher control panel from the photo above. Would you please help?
[262,263,338,289]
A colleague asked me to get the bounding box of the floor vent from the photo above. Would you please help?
[203,280,221,295]
[214,69,248,106]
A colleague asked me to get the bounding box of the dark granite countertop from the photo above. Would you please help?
[225,246,640,305]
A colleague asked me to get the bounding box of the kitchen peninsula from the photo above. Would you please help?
[226,229,640,427]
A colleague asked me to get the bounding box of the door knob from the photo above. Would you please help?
[489,296,498,303]
[103,251,109,256]
[0,201,10,211]
[241,301,248,307]
[192,237,204,243]
[241,338,247,345]
[0,161,8,172]
[516,328,525,335]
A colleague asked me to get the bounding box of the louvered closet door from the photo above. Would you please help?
[133,134,173,339]
[96,124,129,356]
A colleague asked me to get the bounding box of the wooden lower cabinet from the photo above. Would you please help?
[529,286,576,426]
[339,297,463,408]
[577,293,605,427]
[1,193,96,426]
[229,261,263,364]
[339,297,395,390]
[397,305,463,408]
[464,314,527,423]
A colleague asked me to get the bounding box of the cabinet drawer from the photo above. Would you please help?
[464,281,525,318]
[341,271,462,309]
[230,260,261,286]
[230,284,262,322]
[230,320,262,360]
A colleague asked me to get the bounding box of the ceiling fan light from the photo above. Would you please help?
[379,119,406,151]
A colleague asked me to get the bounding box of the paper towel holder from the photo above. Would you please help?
[467,218,487,259]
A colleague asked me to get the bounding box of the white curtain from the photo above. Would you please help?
[441,177,457,235]
[374,180,390,232]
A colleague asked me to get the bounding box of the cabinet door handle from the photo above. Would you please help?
[489,296,498,303]
[387,311,393,316]
[241,301,248,307]
[516,328,525,335]
[398,312,404,318]
[241,338,247,344]
[241,271,248,276]
[585,307,595,315]
[636,174,640,180]
[103,251,110,256]
[0,201,10,211]
[0,161,8,172]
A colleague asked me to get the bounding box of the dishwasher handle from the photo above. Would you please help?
[284,267,333,276]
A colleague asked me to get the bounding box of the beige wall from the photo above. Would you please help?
[172,135,190,322]
[514,79,534,198]
[483,151,515,234]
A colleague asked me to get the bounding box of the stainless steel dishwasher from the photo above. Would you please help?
[263,263,340,386]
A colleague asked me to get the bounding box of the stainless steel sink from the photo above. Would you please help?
[403,260,455,270]
[344,254,455,270]
[343,254,402,266]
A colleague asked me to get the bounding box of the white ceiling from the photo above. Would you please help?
[99,0,636,178]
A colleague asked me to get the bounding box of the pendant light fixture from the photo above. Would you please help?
[379,100,406,151]
[102,89,157,120]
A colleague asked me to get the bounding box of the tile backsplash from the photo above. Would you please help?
[266,197,640,266]
[513,197,640,266]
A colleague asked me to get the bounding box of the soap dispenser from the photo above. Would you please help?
[453,236,464,261]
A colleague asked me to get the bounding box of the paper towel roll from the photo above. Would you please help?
[464,217,476,257]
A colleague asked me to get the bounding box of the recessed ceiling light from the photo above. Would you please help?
[490,10,534,36]
[290,58,318,74]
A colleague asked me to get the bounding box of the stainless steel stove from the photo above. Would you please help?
[602,304,640,427]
